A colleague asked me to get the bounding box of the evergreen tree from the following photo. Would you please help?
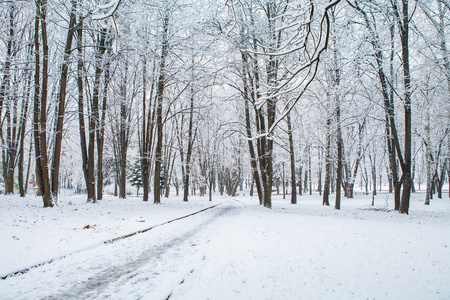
[128,159,142,196]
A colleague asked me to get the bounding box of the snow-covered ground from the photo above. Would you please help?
[1,190,449,299]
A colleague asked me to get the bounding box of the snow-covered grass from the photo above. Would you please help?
[0,190,449,299]
[0,194,216,276]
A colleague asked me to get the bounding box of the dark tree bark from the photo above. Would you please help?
[51,0,78,200]
[392,0,413,214]
[91,28,108,201]
[182,89,197,202]
[298,165,303,196]
[287,113,297,204]
[154,13,169,204]
[422,0,450,200]
[318,147,322,196]
[76,18,95,203]
[208,164,214,201]
[34,0,52,207]
[435,167,446,199]
[241,50,263,205]
[140,57,157,202]
[259,1,279,209]
[425,106,432,205]
[370,155,377,197]
[18,68,32,197]
[348,0,403,210]
[2,4,16,195]
[114,60,132,199]
[323,104,331,206]
[1,5,32,197]
[97,36,112,200]
[388,21,402,210]
[335,101,343,210]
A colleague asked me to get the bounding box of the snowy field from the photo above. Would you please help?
[1,190,449,299]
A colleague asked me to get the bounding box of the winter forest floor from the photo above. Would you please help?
[0,189,449,299]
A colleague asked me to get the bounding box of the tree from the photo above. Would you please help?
[419,0,450,201]
[347,0,414,213]
[111,58,135,199]
[33,0,52,207]
[50,0,78,201]
[1,3,33,197]
[76,4,117,203]
[227,0,342,208]
[128,159,143,196]
[322,90,332,206]
[287,113,297,204]
[153,10,170,204]
[391,0,413,214]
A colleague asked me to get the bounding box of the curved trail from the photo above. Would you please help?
[3,203,241,300]
[1,204,220,280]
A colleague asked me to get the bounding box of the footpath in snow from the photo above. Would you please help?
[0,191,449,299]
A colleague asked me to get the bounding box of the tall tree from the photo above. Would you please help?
[347,0,403,210]
[51,0,78,200]
[154,11,170,204]
[181,86,197,202]
[228,0,341,208]
[33,0,52,207]
[391,0,413,214]
[140,54,157,202]
[111,59,134,199]
[287,113,297,204]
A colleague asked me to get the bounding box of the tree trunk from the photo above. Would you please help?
[394,0,413,215]
[260,2,279,209]
[141,56,156,202]
[24,141,32,195]
[118,61,129,199]
[298,166,303,196]
[323,109,331,206]
[425,103,432,205]
[287,113,297,204]
[304,157,308,195]
[370,162,375,206]
[308,146,312,195]
[335,96,342,210]
[318,148,322,196]
[349,1,403,210]
[18,56,33,197]
[164,149,176,198]
[34,0,52,207]
[96,29,110,200]
[282,163,285,199]
[76,18,96,203]
[51,0,77,201]
[209,178,213,201]
[241,51,263,205]
[33,2,43,199]
[182,87,196,202]
[154,13,169,204]
[2,4,18,196]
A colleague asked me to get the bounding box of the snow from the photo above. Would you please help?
[1,190,449,299]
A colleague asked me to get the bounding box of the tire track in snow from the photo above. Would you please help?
[1,204,220,280]
[43,205,239,300]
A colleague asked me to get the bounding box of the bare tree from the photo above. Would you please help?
[33,0,52,207]
[154,11,170,204]
[228,0,341,208]
[50,0,78,201]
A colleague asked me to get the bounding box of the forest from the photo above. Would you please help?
[1,0,449,214]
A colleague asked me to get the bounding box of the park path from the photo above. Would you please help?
[2,202,241,300]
